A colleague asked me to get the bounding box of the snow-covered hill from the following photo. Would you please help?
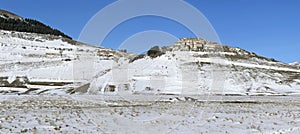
[88,38,300,96]
[0,30,125,94]
[1,30,299,95]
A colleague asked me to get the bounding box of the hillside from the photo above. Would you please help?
[0,29,126,95]
[1,28,299,96]
[87,38,300,96]
[0,9,71,39]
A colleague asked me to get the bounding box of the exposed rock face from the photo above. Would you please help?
[172,38,223,52]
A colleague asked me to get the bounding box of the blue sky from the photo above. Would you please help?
[1,0,300,63]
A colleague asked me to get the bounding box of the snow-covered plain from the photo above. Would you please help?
[1,30,300,133]
[0,95,300,133]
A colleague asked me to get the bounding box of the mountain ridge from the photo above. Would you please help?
[0,9,22,20]
[0,9,71,39]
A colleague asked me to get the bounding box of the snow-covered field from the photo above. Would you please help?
[0,95,300,133]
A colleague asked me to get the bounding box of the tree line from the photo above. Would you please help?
[0,17,71,39]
